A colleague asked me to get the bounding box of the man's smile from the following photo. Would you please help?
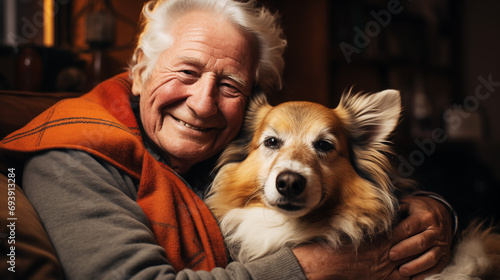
[172,116,210,131]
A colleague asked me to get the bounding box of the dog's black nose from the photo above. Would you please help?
[276,171,306,198]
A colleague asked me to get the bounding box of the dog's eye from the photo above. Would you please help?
[313,140,335,153]
[264,137,282,149]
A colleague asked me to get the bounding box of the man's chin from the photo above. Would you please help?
[161,141,217,169]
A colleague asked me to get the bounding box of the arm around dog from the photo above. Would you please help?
[291,195,454,280]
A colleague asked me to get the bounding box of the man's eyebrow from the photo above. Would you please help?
[225,74,247,91]
[177,55,248,90]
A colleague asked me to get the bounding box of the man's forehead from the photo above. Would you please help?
[171,30,253,65]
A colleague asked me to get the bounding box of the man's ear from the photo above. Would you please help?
[337,89,401,146]
[131,50,145,97]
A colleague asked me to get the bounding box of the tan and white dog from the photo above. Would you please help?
[206,90,500,279]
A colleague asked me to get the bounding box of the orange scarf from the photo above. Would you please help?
[0,73,227,272]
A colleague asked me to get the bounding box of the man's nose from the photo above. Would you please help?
[186,76,218,118]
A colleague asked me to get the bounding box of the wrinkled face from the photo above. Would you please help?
[252,102,351,217]
[132,11,258,173]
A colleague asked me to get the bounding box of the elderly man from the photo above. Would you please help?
[0,0,454,279]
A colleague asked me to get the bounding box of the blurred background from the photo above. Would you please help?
[0,0,499,227]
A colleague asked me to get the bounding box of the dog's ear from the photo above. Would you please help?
[338,89,401,145]
[245,90,273,134]
[337,90,401,196]
[216,90,273,168]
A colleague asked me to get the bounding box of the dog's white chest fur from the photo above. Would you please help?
[220,207,309,262]
[219,207,367,263]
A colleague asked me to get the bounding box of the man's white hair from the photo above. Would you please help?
[129,0,287,92]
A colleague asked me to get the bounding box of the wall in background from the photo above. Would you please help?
[463,0,500,178]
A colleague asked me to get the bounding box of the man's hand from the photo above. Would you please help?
[389,196,454,279]
[293,237,410,280]
[292,195,454,280]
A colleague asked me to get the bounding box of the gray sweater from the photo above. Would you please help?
[23,150,306,280]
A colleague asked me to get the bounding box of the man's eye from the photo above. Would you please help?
[180,70,195,76]
[221,83,237,90]
[263,137,282,149]
[220,82,240,92]
[220,83,244,97]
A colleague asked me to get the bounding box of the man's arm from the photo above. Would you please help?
[22,150,305,280]
[291,195,455,280]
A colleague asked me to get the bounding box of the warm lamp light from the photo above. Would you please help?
[43,0,54,47]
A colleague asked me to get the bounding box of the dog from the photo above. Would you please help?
[205,89,500,279]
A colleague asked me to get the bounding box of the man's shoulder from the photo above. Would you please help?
[0,93,144,180]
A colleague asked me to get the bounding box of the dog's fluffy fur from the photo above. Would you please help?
[205,90,500,279]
